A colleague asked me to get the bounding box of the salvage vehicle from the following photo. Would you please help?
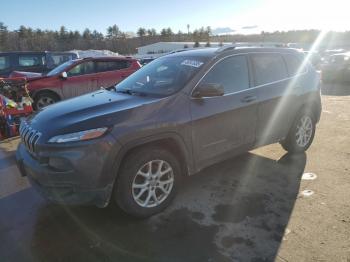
[16,47,322,217]
[0,51,78,78]
[15,56,141,110]
[321,52,350,83]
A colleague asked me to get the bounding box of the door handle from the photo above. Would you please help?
[241,95,257,103]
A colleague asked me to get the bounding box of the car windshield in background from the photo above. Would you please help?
[115,56,208,97]
[46,60,76,76]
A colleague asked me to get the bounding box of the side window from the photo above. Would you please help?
[18,55,45,67]
[95,61,130,73]
[251,53,288,86]
[200,55,250,94]
[0,56,10,70]
[67,61,95,77]
[283,54,306,76]
[47,54,75,69]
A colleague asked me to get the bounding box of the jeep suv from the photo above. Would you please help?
[16,47,321,217]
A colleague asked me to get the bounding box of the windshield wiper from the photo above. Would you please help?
[116,89,147,96]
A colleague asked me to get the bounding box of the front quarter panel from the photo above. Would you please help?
[109,92,195,174]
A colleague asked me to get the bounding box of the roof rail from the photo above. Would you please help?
[215,44,236,53]
[169,49,190,54]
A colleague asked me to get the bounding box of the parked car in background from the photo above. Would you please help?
[321,52,350,83]
[0,51,78,77]
[303,51,322,69]
[139,57,155,66]
[15,56,141,110]
[16,47,321,217]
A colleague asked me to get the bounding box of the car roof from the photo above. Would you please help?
[331,52,350,57]
[0,51,75,55]
[80,56,135,61]
[165,47,303,59]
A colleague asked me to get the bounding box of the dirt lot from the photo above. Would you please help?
[0,83,349,262]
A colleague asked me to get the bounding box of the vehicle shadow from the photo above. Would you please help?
[321,82,350,96]
[0,151,305,261]
[22,152,306,261]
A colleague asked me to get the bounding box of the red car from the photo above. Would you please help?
[11,57,141,110]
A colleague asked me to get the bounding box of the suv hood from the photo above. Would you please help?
[10,71,44,79]
[26,90,163,141]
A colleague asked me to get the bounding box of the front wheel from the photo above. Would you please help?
[33,92,60,110]
[280,109,316,153]
[114,147,181,217]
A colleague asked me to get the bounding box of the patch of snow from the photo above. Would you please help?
[71,49,119,58]
[302,173,317,180]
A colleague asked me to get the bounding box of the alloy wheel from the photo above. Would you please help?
[295,115,313,147]
[132,160,174,208]
[37,96,55,109]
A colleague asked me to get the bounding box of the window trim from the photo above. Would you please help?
[190,52,309,99]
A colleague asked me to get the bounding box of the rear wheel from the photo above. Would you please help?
[281,109,316,153]
[33,92,60,110]
[114,146,181,217]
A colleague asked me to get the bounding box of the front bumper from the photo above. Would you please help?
[15,135,121,207]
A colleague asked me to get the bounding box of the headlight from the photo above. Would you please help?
[48,127,108,143]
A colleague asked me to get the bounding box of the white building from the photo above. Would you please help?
[136,41,285,58]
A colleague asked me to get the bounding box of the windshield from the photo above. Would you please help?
[115,56,208,96]
[46,60,76,76]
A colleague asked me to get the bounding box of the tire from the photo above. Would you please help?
[114,146,181,217]
[280,109,316,153]
[33,92,60,110]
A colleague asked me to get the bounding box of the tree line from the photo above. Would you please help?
[0,22,349,54]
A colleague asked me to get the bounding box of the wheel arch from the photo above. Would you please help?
[113,133,195,180]
[298,98,322,123]
[31,89,62,102]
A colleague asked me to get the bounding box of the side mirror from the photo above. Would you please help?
[192,83,224,98]
[60,71,68,79]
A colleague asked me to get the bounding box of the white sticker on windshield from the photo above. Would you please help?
[181,59,204,68]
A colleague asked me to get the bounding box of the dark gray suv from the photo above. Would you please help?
[16,47,321,217]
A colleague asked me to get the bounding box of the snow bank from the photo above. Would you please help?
[70,49,119,58]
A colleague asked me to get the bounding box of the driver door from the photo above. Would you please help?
[62,61,99,98]
[190,55,259,170]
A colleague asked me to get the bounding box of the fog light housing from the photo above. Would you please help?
[48,157,72,172]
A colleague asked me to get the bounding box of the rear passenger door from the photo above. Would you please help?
[250,53,298,145]
[190,55,259,170]
[95,60,132,88]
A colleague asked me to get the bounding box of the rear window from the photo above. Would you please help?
[95,60,131,73]
[18,54,45,67]
[0,56,10,70]
[200,55,250,94]
[47,53,77,69]
[251,53,288,86]
[284,54,307,76]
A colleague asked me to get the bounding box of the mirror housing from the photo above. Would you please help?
[192,83,224,98]
[60,71,68,79]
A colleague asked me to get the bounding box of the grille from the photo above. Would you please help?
[19,121,42,154]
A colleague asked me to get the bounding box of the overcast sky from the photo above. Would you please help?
[1,0,348,34]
